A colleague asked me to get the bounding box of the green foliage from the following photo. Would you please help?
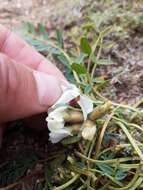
[71,63,87,75]
[74,53,87,64]
[97,163,114,176]
[84,84,92,94]
[56,28,64,48]
[25,37,61,54]
[80,37,91,55]
[54,54,70,68]
[38,23,49,39]
[115,169,127,181]
[22,21,36,34]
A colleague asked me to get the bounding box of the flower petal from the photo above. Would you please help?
[46,104,71,143]
[78,95,93,120]
[46,118,65,132]
[52,84,80,107]
[49,130,71,143]
[48,106,67,119]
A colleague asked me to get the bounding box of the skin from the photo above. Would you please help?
[0,25,67,145]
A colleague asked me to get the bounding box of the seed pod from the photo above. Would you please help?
[63,110,84,123]
[89,101,112,121]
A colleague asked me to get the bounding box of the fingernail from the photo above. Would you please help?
[34,71,62,107]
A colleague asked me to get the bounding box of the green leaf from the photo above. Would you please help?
[71,63,87,74]
[38,23,48,39]
[56,28,64,48]
[54,54,70,68]
[26,37,61,54]
[84,84,92,94]
[74,53,87,64]
[65,69,75,82]
[80,37,92,55]
[22,22,35,34]
[115,169,127,181]
[97,163,113,176]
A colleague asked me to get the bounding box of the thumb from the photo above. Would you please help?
[0,53,62,122]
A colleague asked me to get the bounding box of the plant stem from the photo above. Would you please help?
[87,33,102,72]
[77,185,85,190]
[109,169,141,190]
[116,121,143,160]
[53,174,80,190]
[80,177,95,190]
[94,108,117,158]
[75,151,140,164]
[113,116,143,133]
[91,37,103,79]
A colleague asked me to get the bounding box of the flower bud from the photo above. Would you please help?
[81,120,96,141]
[89,101,112,121]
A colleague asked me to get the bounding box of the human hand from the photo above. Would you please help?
[0,25,67,143]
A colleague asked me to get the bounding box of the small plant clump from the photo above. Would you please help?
[16,21,143,190]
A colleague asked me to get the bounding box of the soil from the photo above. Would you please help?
[0,0,88,28]
[103,34,143,104]
[0,0,143,188]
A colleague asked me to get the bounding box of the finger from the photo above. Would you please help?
[0,25,66,81]
[0,53,62,122]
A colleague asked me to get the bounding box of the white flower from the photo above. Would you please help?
[52,84,93,120]
[49,131,71,143]
[46,83,93,143]
[82,124,96,141]
[46,106,71,143]
[52,84,80,107]
[78,95,93,120]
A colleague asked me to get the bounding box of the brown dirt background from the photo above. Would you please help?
[0,0,87,28]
